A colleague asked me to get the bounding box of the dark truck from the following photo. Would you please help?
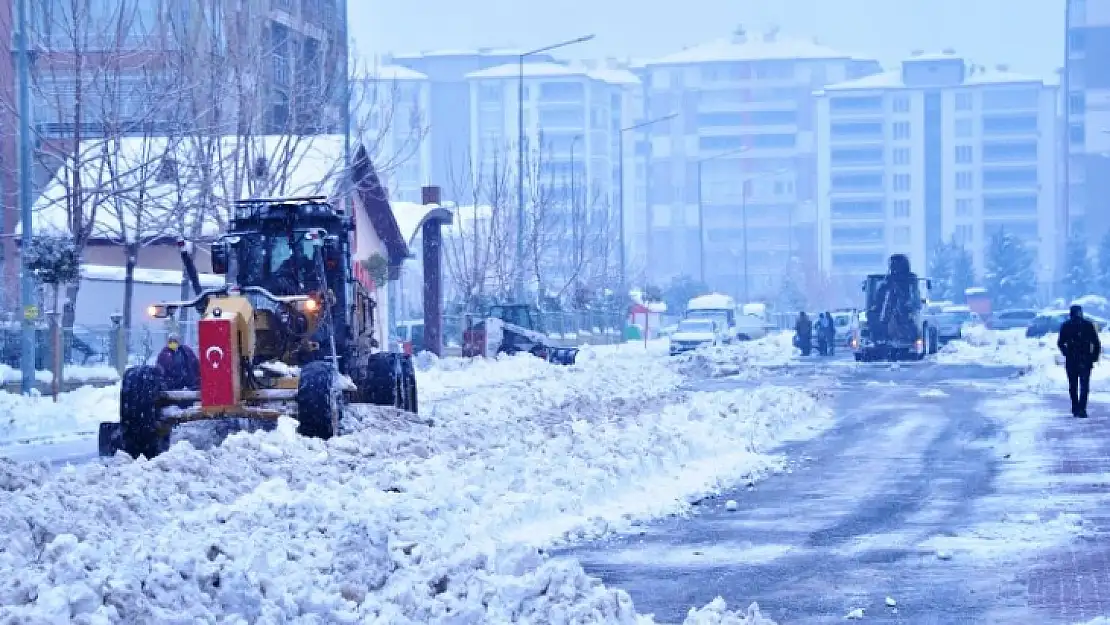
[852,254,939,362]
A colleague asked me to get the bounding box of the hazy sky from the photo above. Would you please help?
[353,0,1064,76]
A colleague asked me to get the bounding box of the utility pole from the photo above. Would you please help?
[617,113,676,292]
[16,0,36,395]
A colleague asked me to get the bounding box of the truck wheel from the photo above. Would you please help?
[119,365,170,459]
[297,361,341,439]
[399,353,418,413]
[362,353,418,413]
[928,329,939,354]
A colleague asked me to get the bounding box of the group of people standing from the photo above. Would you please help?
[793,312,838,357]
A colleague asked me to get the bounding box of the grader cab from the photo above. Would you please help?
[99,196,418,459]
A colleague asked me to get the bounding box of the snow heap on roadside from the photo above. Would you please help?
[936,325,1110,394]
[0,385,118,444]
[676,332,797,378]
[0,343,820,623]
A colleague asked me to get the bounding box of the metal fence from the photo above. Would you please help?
[441,311,626,347]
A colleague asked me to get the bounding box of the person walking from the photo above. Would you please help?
[794,312,813,356]
[1058,305,1102,418]
[823,311,837,356]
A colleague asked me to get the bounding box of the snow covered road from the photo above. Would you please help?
[0,338,818,623]
[567,356,1104,624]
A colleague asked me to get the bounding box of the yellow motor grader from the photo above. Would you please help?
[98,196,417,458]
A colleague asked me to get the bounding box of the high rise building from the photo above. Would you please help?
[816,52,1060,303]
[1064,0,1110,243]
[354,64,432,203]
[636,27,880,300]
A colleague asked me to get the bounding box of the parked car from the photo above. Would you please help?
[830,310,855,345]
[669,319,727,355]
[1026,310,1108,338]
[991,309,1039,331]
[935,305,983,343]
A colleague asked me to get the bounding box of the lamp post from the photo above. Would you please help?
[515,34,595,301]
[618,113,676,292]
[696,146,751,284]
[16,0,35,394]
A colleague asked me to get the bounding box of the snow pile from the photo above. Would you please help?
[0,385,118,444]
[0,364,119,385]
[935,327,1046,367]
[0,363,824,621]
[676,332,797,378]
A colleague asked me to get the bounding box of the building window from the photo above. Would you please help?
[892,173,911,191]
[1070,123,1086,146]
[956,171,974,190]
[1069,29,1086,53]
[954,118,973,138]
[982,141,1038,162]
[829,96,884,112]
[832,173,884,191]
[982,167,1038,189]
[892,199,910,218]
[893,148,910,165]
[892,122,911,140]
[539,81,585,101]
[832,147,884,165]
[955,145,973,164]
[984,194,1038,216]
[832,226,885,244]
[955,92,973,111]
[893,227,911,244]
[954,225,973,244]
[981,88,1041,111]
[982,114,1038,135]
[831,199,884,218]
[892,96,910,113]
[1070,92,1086,115]
[955,198,973,216]
[831,121,883,139]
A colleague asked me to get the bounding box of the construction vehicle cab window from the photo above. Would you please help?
[99,196,419,460]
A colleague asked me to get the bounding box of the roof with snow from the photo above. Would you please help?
[646,33,856,66]
[81,264,225,288]
[356,65,428,81]
[464,61,640,85]
[390,201,454,245]
[822,54,1051,92]
[27,135,412,270]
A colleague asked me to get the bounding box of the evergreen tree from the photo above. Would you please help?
[1063,233,1093,301]
[984,231,1037,309]
[949,242,976,304]
[1098,230,1110,297]
[927,241,954,301]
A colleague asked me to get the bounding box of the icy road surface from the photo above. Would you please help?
[565,356,1110,624]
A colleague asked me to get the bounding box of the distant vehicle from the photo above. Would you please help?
[736,302,773,341]
[830,310,855,345]
[685,293,737,342]
[991,309,1039,331]
[935,305,984,343]
[1026,310,1108,338]
[394,319,425,354]
[669,318,728,355]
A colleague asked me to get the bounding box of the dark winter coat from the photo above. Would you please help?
[795,315,812,340]
[156,344,200,390]
[1058,317,1102,367]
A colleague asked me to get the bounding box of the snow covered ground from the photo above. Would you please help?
[0,342,817,623]
[0,385,119,444]
[673,332,797,379]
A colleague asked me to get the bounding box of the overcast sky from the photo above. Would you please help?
[352,0,1064,76]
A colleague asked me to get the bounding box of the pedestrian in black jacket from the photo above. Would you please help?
[1058,305,1102,418]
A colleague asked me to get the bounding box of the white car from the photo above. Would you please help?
[935,305,983,342]
[669,319,727,355]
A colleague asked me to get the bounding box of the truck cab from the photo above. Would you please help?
[685,293,738,343]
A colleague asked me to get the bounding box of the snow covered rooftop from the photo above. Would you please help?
[81,263,224,288]
[464,61,640,85]
[25,135,353,241]
[646,34,854,66]
[391,47,525,59]
[389,201,453,245]
[822,55,1049,92]
[357,64,428,81]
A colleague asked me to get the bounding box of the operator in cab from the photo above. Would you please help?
[271,242,308,296]
[1058,305,1102,418]
[156,332,200,391]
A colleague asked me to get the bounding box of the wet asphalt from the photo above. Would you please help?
[560,355,1043,624]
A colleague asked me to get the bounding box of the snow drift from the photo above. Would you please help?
[675,332,797,378]
[0,344,820,623]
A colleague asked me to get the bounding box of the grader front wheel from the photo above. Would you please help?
[296,361,342,439]
[117,365,171,459]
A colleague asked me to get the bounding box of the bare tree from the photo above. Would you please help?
[0,0,194,348]
[442,143,514,310]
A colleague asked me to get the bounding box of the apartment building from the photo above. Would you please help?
[463,60,639,286]
[354,64,432,203]
[1065,0,1110,243]
[816,51,1059,301]
[637,27,881,298]
[388,48,554,193]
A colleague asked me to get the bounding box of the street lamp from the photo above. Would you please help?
[697,162,790,301]
[618,113,677,292]
[696,146,751,283]
[515,34,595,301]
